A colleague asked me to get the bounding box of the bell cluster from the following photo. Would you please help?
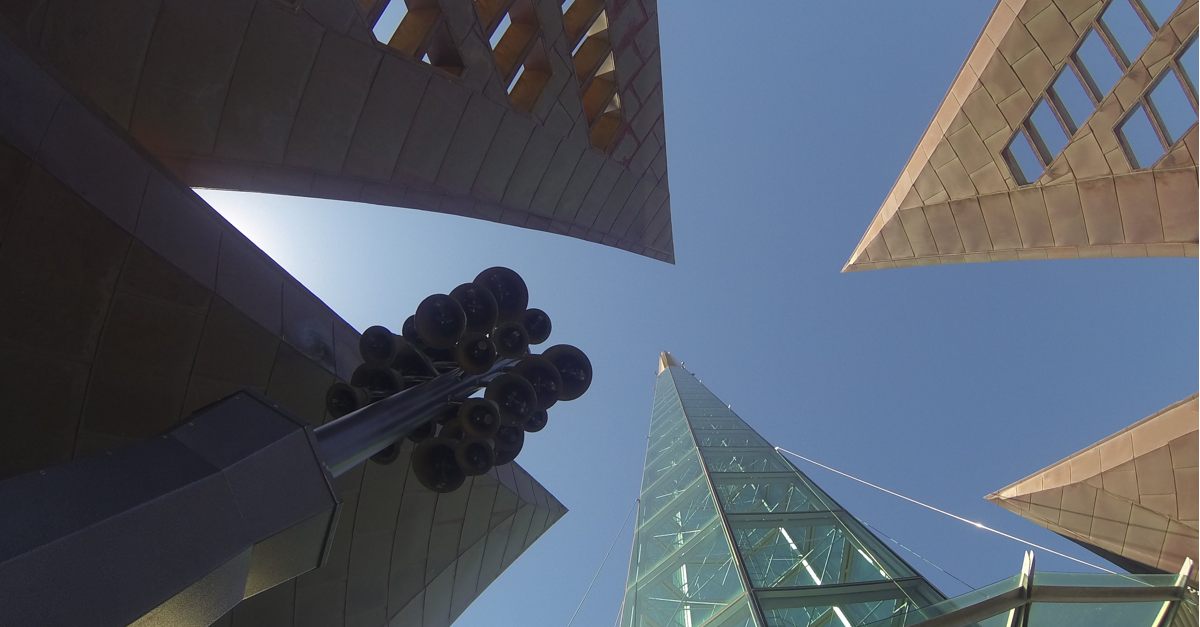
[324,267,592,493]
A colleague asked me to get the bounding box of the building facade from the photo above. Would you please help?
[846,0,1197,272]
[619,354,944,626]
[625,355,1199,626]
[0,0,674,262]
[987,394,1198,579]
[837,0,1199,585]
[0,0,673,621]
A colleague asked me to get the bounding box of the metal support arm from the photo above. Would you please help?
[313,357,516,476]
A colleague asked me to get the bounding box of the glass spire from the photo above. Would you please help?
[619,356,943,627]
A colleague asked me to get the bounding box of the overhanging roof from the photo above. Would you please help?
[0,0,674,262]
[986,394,1198,576]
[846,0,1198,272]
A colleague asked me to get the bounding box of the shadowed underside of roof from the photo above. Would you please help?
[986,394,1198,576]
[0,0,674,262]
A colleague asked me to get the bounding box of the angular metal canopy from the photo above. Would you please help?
[846,0,1197,272]
[986,394,1198,577]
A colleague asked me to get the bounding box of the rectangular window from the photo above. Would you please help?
[1147,69,1197,143]
[627,528,746,627]
[704,449,790,473]
[372,0,409,43]
[715,475,834,514]
[1139,0,1181,28]
[691,419,752,431]
[729,513,915,589]
[1075,29,1124,96]
[1050,66,1096,132]
[696,429,768,448]
[1101,0,1153,64]
[637,480,717,549]
[1117,104,1166,167]
[489,12,511,48]
[642,448,702,495]
[1005,131,1045,184]
[757,581,943,627]
[1028,98,1070,158]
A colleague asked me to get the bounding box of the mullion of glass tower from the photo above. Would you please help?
[619,354,945,627]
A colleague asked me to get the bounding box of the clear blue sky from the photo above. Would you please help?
[202,2,1198,625]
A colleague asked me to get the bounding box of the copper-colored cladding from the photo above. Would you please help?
[847,0,1198,272]
[0,0,673,262]
[656,350,681,375]
[987,394,1198,578]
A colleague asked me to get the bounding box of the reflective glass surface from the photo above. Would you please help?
[730,514,913,589]
[706,449,791,473]
[692,418,755,431]
[1028,601,1166,625]
[871,574,1020,625]
[623,367,754,626]
[1118,104,1166,167]
[623,366,942,627]
[1075,29,1124,96]
[1101,0,1153,63]
[762,584,943,627]
[1147,69,1197,143]
[715,475,832,514]
[625,527,751,627]
[868,570,1196,627]
[697,429,769,449]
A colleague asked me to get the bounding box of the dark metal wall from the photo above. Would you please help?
[0,24,564,626]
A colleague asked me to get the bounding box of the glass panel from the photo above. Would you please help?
[640,475,711,528]
[1051,66,1096,132]
[642,447,702,497]
[1118,104,1166,167]
[687,408,741,420]
[1029,98,1070,157]
[1032,572,1181,587]
[1171,593,1198,627]
[704,599,758,627]
[730,514,914,589]
[761,586,943,627]
[1181,38,1198,93]
[705,449,791,473]
[715,475,832,514]
[646,422,690,460]
[1027,601,1166,626]
[870,574,1022,626]
[489,12,511,48]
[1148,69,1197,143]
[696,429,769,449]
[1101,0,1153,64]
[692,419,754,431]
[372,0,409,42]
[628,527,750,627]
[1139,0,1181,28]
[637,485,720,574]
[1005,131,1045,184]
[1076,29,1125,96]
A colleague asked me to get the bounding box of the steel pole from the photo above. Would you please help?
[313,357,517,476]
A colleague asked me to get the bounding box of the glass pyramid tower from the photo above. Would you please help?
[619,353,944,627]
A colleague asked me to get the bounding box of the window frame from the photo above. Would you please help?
[1114,37,1200,169]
